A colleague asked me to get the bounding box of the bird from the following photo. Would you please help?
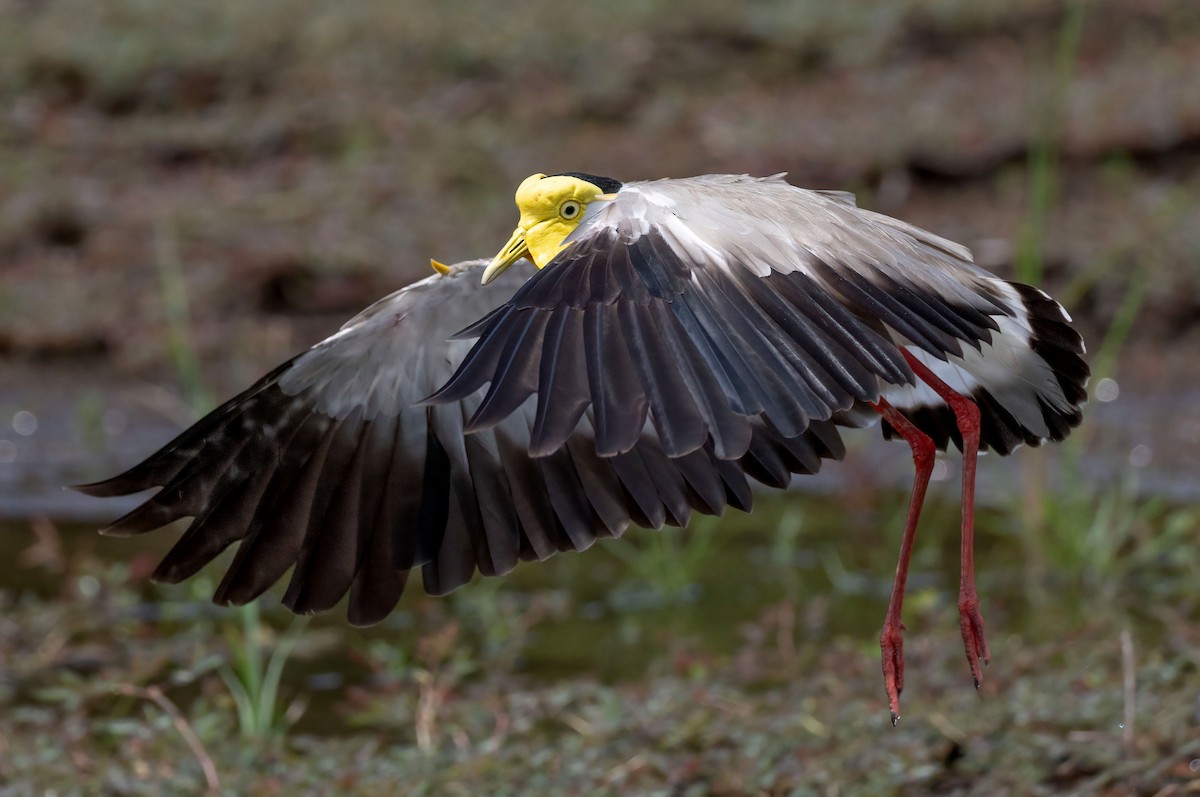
[428,171,1090,723]
[76,257,846,627]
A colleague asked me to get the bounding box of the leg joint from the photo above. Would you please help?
[910,431,936,468]
[873,399,935,461]
[900,350,981,435]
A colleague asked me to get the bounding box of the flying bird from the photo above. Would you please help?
[429,172,1090,722]
[77,258,844,627]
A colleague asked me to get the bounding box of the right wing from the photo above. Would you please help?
[430,175,1085,460]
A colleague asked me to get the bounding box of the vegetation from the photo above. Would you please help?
[2,0,1198,794]
[2,488,1198,794]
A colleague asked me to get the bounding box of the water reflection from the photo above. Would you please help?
[12,410,38,436]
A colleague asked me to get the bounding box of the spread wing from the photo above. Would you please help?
[76,259,846,626]
[430,174,1086,458]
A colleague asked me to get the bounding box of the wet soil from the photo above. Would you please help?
[2,1,1199,794]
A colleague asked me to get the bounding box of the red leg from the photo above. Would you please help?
[900,350,990,689]
[871,398,935,726]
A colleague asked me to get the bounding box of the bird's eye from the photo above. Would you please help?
[559,200,582,220]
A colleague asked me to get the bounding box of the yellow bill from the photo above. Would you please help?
[481,226,529,285]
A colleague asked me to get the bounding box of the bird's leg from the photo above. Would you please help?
[900,350,990,689]
[870,397,935,726]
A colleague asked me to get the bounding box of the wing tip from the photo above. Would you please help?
[69,477,158,499]
[418,382,471,407]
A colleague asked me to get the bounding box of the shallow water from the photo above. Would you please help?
[2,472,1191,739]
[1,358,1198,735]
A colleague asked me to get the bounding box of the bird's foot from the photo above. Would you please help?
[880,621,907,725]
[958,592,990,689]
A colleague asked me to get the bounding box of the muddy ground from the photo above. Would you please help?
[1,1,1199,794]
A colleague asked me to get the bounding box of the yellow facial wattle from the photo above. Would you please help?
[482,173,612,284]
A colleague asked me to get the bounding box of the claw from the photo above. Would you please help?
[881,625,905,723]
[958,591,990,689]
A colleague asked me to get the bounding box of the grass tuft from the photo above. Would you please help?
[218,602,309,741]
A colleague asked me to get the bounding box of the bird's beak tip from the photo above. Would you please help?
[480,256,510,285]
[483,227,529,285]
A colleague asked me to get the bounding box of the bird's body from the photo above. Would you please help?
[81,172,1088,722]
[453,174,1085,459]
[437,172,1089,721]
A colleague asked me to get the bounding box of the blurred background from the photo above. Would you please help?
[1,0,1199,793]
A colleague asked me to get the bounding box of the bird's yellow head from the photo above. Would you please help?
[482,172,621,284]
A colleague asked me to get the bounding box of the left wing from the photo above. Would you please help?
[77,259,845,625]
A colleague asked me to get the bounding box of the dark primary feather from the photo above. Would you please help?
[76,259,848,626]
[432,224,916,459]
